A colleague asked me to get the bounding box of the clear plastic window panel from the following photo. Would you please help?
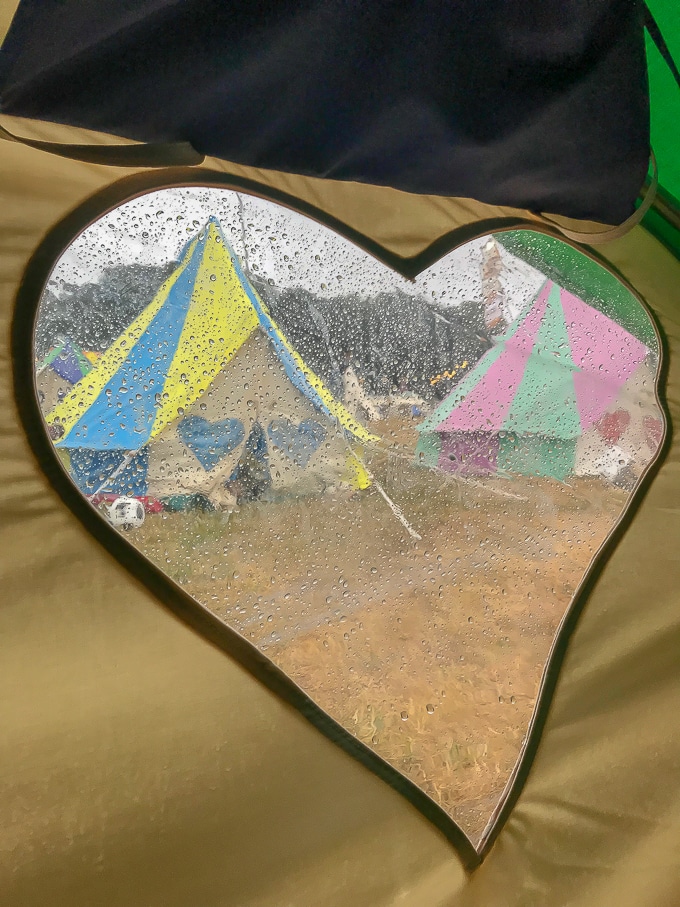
[35,188,664,842]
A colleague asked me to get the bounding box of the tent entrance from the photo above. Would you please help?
[225,422,272,504]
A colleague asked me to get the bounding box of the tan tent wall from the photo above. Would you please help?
[1,103,679,907]
[147,332,357,504]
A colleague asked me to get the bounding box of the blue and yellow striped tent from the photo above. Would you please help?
[47,218,375,504]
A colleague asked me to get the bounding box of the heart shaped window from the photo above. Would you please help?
[32,186,664,856]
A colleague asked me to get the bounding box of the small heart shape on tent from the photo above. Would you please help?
[178,416,245,470]
[267,419,327,467]
[596,409,630,443]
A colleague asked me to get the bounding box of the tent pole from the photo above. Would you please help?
[348,449,422,541]
[90,449,139,497]
[237,193,250,274]
[371,476,422,541]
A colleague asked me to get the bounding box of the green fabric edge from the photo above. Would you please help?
[496,232,657,348]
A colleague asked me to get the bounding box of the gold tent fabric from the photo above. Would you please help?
[1,58,679,907]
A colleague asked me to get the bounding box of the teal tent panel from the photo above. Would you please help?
[502,284,581,439]
[498,434,576,481]
[415,432,441,468]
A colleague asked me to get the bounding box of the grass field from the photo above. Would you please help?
[134,424,629,843]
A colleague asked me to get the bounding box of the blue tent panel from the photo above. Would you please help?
[60,233,207,450]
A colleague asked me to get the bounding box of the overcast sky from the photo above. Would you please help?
[46,187,546,321]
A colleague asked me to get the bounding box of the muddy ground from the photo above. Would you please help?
[134,433,628,843]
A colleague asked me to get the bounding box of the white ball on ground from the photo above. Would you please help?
[108,496,145,531]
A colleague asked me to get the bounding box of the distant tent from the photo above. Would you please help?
[46,219,377,507]
[35,338,93,416]
[415,280,650,482]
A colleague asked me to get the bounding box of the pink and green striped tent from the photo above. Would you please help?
[415,280,649,481]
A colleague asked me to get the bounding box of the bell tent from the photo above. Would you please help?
[1,3,680,907]
[415,279,652,482]
[46,218,375,508]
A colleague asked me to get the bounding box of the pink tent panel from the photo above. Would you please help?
[436,281,551,433]
[561,289,648,430]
